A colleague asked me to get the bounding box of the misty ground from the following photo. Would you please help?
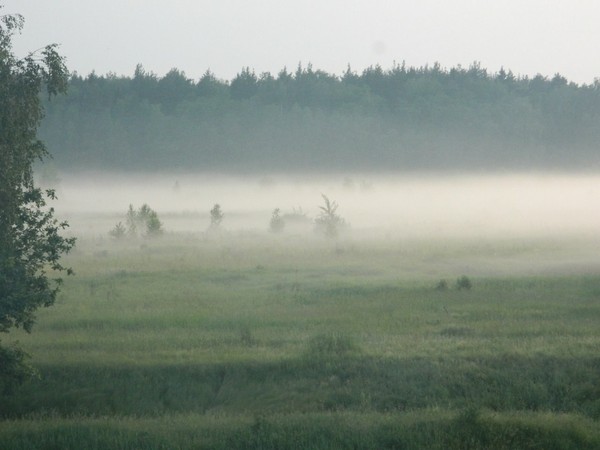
[49,171,600,237]
[52,171,600,278]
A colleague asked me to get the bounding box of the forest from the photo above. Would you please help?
[40,62,600,172]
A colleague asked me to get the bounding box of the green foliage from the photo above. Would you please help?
[315,195,345,238]
[0,7,74,388]
[0,343,36,395]
[435,279,449,291]
[125,204,138,236]
[114,204,163,238]
[456,275,472,290]
[269,208,285,233]
[141,205,163,237]
[108,222,126,239]
[230,67,258,100]
[36,61,600,172]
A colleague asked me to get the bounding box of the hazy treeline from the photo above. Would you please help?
[40,62,600,171]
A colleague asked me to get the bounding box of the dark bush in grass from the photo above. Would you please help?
[456,275,472,290]
[269,208,285,233]
[435,279,449,291]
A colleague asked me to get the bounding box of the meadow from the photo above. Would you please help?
[1,174,600,448]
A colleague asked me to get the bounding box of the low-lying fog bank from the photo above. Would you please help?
[46,172,600,240]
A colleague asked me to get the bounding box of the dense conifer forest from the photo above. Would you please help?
[40,62,600,172]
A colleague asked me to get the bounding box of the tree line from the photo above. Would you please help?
[39,62,600,172]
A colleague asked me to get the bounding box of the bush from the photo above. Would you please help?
[108,222,126,239]
[0,344,36,395]
[456,275,472,290]
[280,207,312,233]
[209,204,224,230]
[435,279,449,291]
[269,208,285,233]
[142,209,163,237]
[315,195,346,238]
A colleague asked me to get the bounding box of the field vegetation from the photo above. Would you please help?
[1,216,599,448]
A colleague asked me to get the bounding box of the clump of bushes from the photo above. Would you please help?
[435,276,473,291]
[109,204,163,239]
[266,207,314,234]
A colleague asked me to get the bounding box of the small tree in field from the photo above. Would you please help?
[110,204,163,239]
[138,204,163,237]
[125,204,138,236]
[269,208,285,233]
[315,195,345,238]
[456,275,472,290]
[209,203,224,230]
[108,222,126,239]
[144,209,163,237]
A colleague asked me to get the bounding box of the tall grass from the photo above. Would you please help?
[1,411,599,449]
[2,234,600,447]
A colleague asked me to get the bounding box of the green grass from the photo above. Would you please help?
[1,411,599,449]
[2,233,600,448]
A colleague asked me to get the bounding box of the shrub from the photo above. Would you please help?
[315,194,346,238]
[456,275,472,290]
[125,204,139,236]
[435,279,449,291]
[0,344,37,395]
[108,222,126,239]
[209,203,224,230]
[143,209,163,237]
[281,207,312,233]
[269,208,285,233]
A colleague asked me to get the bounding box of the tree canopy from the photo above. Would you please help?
[0,7,74,391]
[39,62,600,172]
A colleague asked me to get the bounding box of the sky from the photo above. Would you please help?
[3,0,600,84]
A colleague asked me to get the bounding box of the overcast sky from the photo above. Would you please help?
[4,0,600,84]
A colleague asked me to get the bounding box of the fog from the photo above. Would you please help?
[51,172,600,241]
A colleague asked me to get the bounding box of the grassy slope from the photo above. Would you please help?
[1,234,600,448]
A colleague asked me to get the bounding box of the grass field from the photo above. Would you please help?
[1,223,600,448]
